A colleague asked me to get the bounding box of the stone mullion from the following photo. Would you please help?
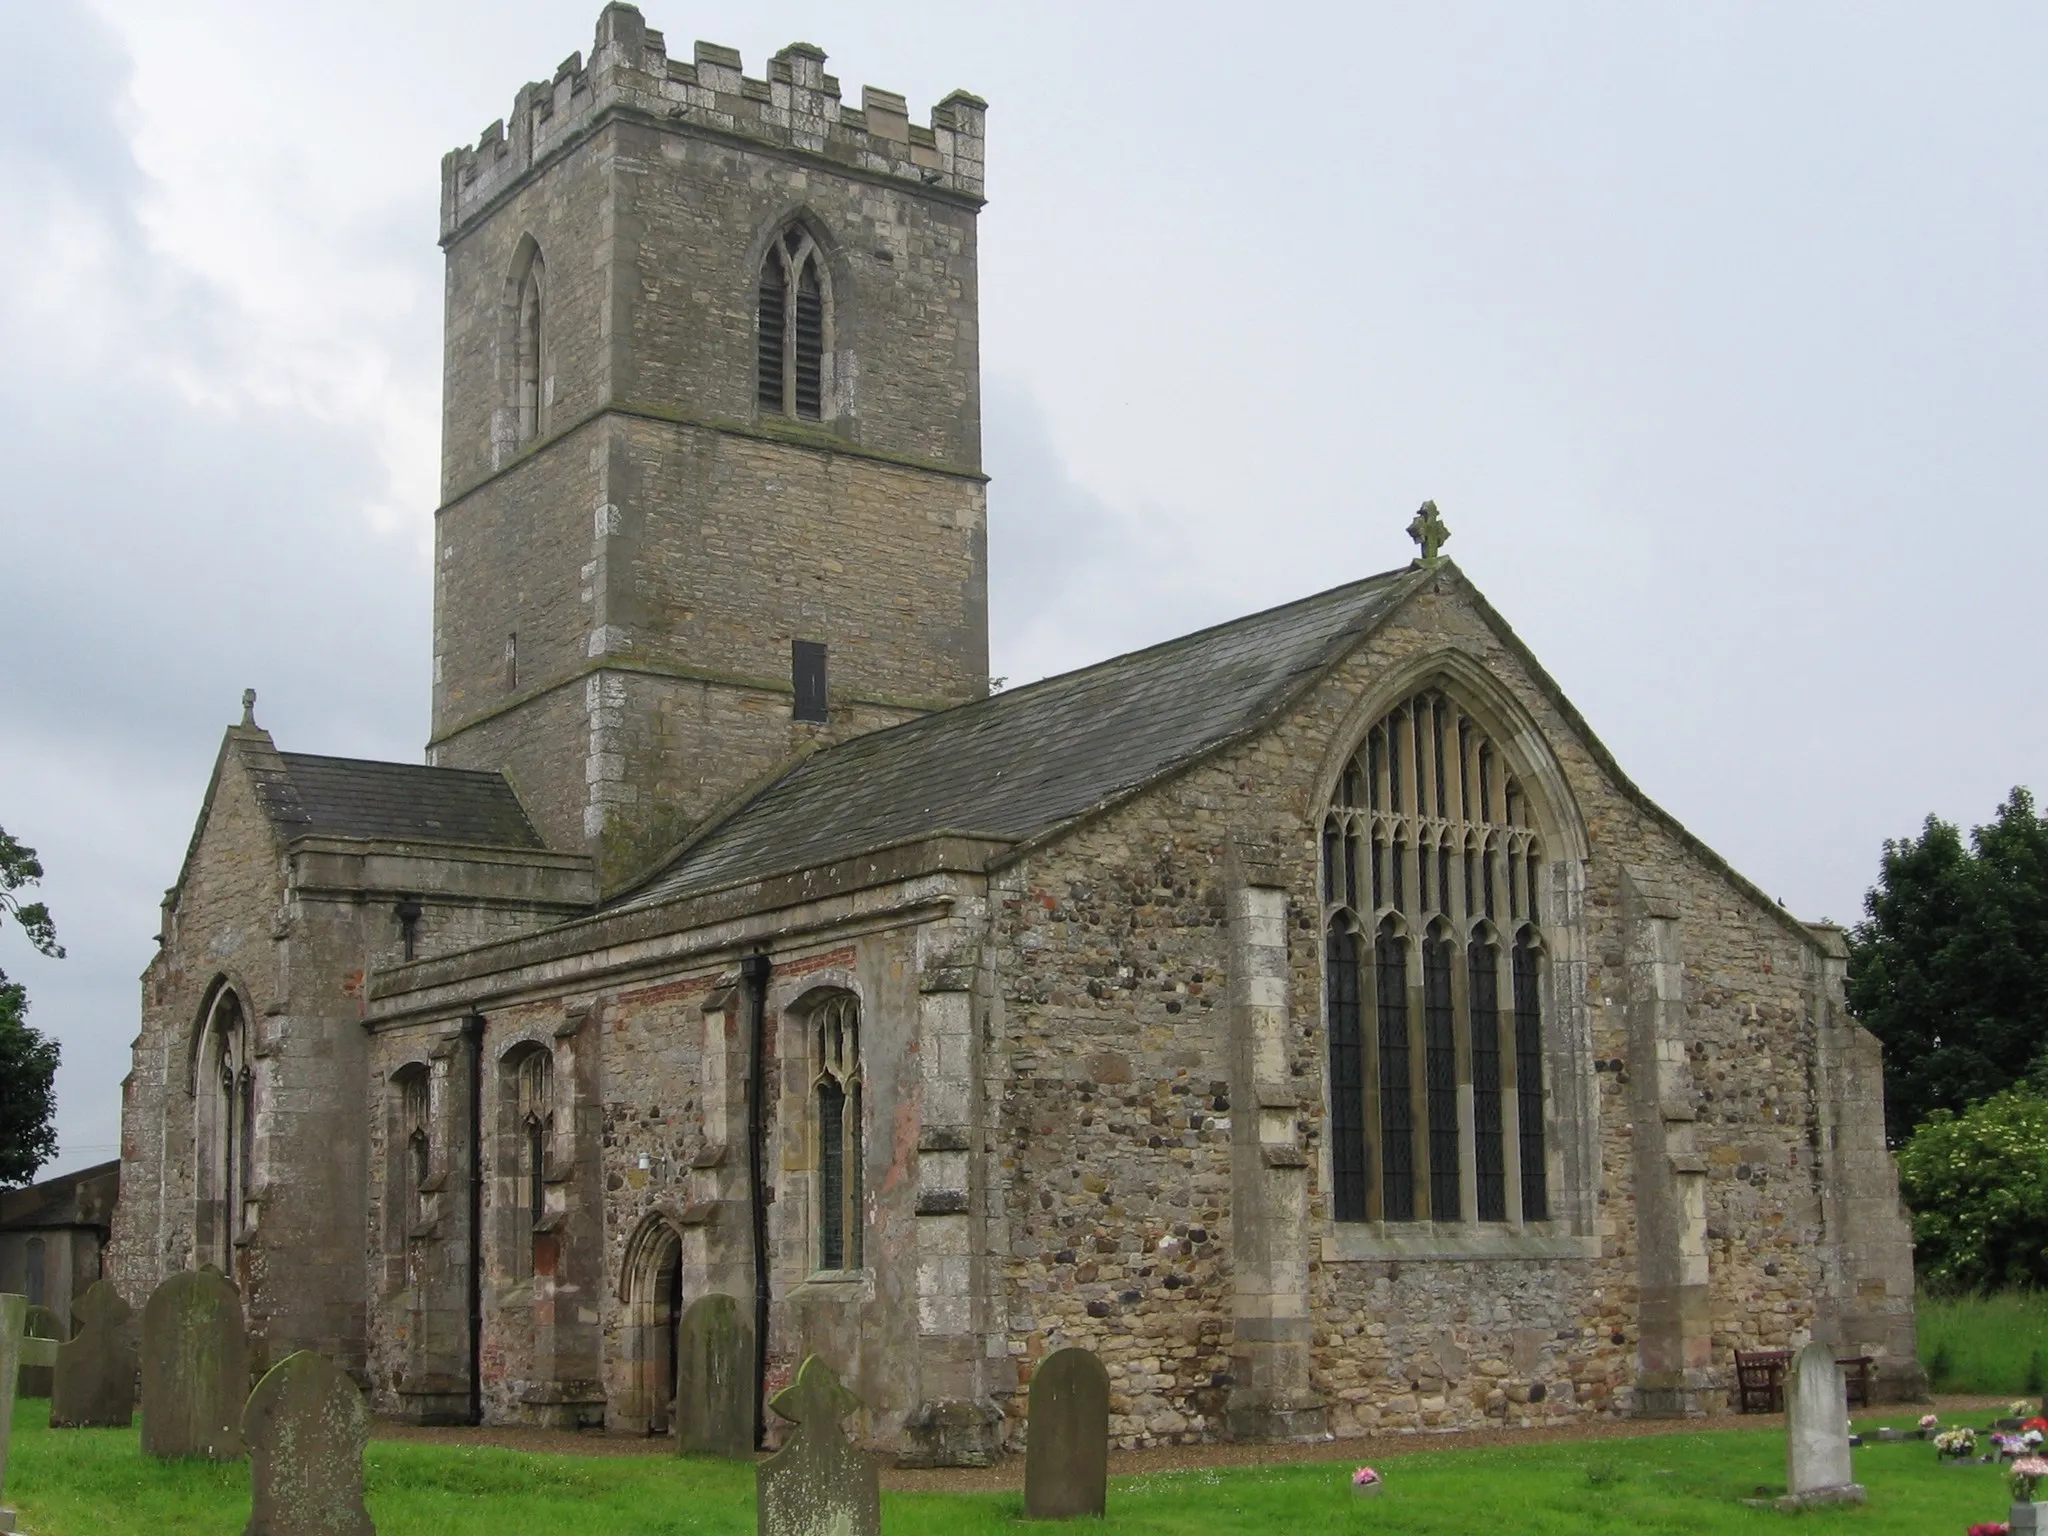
[1499,945,1526,1229]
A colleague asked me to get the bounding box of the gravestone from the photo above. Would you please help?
[17,1308,62,1400]
[242,1351,374,1536]
[1782,1342,1865,1508]
[675,1293,753,1460]
[141,1270,248,1460]
[52,1281,137,1429]
[0,1293,63,1534]
[757,1356,878,1536]
[1024,1347,1109,1519]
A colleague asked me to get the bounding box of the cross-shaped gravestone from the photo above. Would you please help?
[52,1281,136,1429]
[756,1356,878,1536]
[1407,499,1450,567]
[0,1293,63,1533]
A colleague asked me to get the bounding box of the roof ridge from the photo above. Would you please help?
[276,750,512,781]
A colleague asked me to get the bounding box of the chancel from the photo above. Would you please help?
[108,3,1922,1464]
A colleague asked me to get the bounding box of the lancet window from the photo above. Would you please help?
[1323,689,1551,1225]
[758,226,826,421]
[513,249,546,444]
[394,1065,432,1230]
[196,986,254,1268]
[509,1045,553,1264]
[811,993,863,1271]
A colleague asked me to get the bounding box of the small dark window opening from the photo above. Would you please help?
[396,897,423,963]
[504,632,518,692]
[793,640,829,723]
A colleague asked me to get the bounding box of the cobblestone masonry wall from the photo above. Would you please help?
[363,907,964,1448]
[986,572,1909,1447]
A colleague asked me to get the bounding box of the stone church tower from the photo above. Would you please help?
[430,4,991,879]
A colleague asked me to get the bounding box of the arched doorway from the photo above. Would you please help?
[619,1212,685,1435]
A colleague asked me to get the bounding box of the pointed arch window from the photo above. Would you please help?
[1322,689,1552,1226]
[195,987,254,1268]
[504,1045,554,1273]
[811,993,863,1271]
[393,1065,432,1230]
[512,247,546,444]
[758,226,827,421]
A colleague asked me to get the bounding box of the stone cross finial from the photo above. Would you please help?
[1407,501,1450,567]
[240,689,257,727]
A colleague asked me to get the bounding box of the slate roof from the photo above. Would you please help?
[621,566,1420,907]
[252,752,546,849]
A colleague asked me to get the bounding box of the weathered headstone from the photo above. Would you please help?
[1024,1346,1109,1519]
[141,1270,247,1460]
[242,1351,374,1536]
[0,1293,63,1534]
[675,1293,753,1460]
[17,1308,62,1400]
[51,1281,137,1429]
[757,1356,878,1536]
[1782,1342,1865,1508]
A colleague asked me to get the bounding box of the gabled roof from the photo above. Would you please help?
[252,752,546,850]
[618,566,1422,907]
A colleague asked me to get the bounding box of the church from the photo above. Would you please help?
[108,4,1921,1462]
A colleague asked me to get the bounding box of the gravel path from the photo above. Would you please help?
[369,1393,2015,1493]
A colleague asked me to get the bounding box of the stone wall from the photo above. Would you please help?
[361,865,1001,1456]
[112,725,595,1382]
[983,572,1915,1447]
[431,5,989,880]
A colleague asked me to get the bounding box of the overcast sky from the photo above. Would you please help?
[4,1,2045,1178]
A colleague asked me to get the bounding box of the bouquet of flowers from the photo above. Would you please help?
[1922,1413,1941,1430]
[2027,1418,2048,1436]
[1936,1426,1978,1458]
[1967,1523,2012,1536]
[1351,1466,1382,1497]
[2013,1456,2048,1502]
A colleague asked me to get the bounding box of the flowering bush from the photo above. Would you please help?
[1351,1466,1381,1488]
[1937,1426,1979,1457]
[2013,1455,2048,1502]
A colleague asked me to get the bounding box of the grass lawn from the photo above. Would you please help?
[1921,1291,2048,1395]
[5,1402,2025,1536]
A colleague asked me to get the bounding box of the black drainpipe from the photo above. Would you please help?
[463,1012,486,1427]
[739,952,772,1451]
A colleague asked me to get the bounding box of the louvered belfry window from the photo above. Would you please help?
[758,226,826,421]
[1322,689,1551,1226]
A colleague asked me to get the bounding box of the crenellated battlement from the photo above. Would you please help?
[440,3,987,241]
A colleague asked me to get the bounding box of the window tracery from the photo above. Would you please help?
[811,993,863,1271]
[758,226,826,421]
[196,986,253,1268]
[1323,689,1550,1226]
[510,1046,553,1263]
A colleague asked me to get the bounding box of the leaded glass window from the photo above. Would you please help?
[1323,689,1551,1225]
[812,994,863,1271]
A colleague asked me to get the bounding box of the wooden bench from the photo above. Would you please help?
[1734,1348,1791,1413]
[1837,1355,1874,1409]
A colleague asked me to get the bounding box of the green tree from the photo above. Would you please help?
[0,827,63,1185]
[1847,788,2048,1143]
[1896,1087,2048,1293]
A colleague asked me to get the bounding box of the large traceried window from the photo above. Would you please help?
[757,226,826,421]
[811,993,863,1272]
[1323,689,1551,1226]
